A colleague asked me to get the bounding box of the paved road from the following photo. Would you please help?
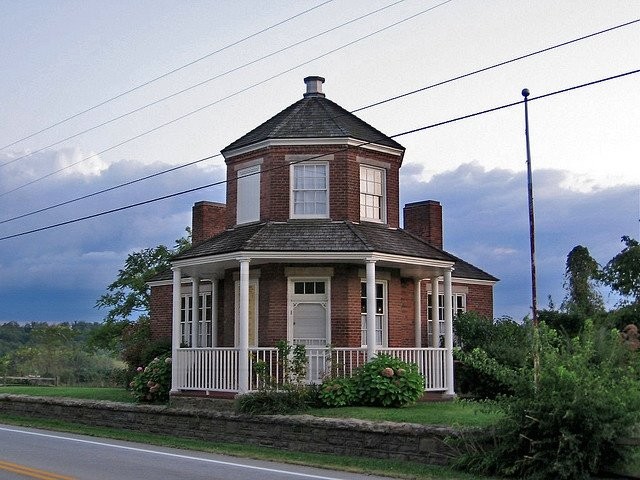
[0,424,397,480]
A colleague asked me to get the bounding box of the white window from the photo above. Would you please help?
[360,165,385,223]
[427,293,466,345]
[291,163,328,218]
[360,281,387,347]
[237,165,260,224]
[180,292,213,347]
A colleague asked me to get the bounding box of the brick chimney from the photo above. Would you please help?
[403,200,443,249]
[192,201,227,245]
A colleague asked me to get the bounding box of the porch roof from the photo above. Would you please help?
[164,221,497,282]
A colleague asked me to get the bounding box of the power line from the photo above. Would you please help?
[1,17,636,225]
[0,0,335,153]
[1,68,636,242]
[351,18,640,112]
[0,0,408,171]
[0,0,453,198]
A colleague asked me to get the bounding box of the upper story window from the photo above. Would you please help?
[237,164,260,224]
[360,165,385,223]
[291,163,328,218]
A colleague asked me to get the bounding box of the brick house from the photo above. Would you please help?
[149,76,497,396]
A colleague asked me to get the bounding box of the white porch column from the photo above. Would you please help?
[430,275,440,347]
[238,258,251,394]
[170,267,182,393]
[191,277,200,348]
[365,259,377,361]
[211,277,218,347]
[443,269,455,396]
[414,278,422,348]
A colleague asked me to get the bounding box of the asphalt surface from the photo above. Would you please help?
[0,424,399,480]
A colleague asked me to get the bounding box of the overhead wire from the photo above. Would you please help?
[0,0,409,171]
[1,16,637,225]
[0,0,453,198]
[1,68,637,242]
[0,0,335,153]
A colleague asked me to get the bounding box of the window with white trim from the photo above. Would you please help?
[291,163,328,218]
[237,164,260,224]
[180,292,213,347]
[427,293,466,345]
[360,281,387,347]
[360,165,385,223]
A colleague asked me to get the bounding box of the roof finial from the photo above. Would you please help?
[303,76,325,98]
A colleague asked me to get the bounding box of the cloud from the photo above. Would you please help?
[0,151,225,322]
[401,162,638,319]
[0,151,636,323]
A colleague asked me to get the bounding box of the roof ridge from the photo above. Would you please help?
[316,97,351,137]
[345,221,374,251]
[268,99,308,138]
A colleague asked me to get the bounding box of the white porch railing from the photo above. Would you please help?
[174,347,448,393]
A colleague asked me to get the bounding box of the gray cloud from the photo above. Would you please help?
[401,162,637,319]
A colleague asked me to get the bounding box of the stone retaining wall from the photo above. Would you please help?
[0,394,461,465]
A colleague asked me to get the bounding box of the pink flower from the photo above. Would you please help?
[381,367,394,378]
[136,366,143,372]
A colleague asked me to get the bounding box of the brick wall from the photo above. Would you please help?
[150,285,173,341]
[223,145,402,226]
[466,284,494,319]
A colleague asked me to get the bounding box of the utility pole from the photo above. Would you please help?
[522,88,538,326]
[522,88,540,388]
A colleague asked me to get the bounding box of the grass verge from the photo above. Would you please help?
[0,413,496,480]
[0,386,135,403]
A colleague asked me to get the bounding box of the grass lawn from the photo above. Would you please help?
[308,401,501,428]
[0,386,136,403]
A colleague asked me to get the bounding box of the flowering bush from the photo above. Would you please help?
[354,354,424,407]
[318,355,424,408]
[130,354,171,403]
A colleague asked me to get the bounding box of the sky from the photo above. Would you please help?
[0,0,638,325]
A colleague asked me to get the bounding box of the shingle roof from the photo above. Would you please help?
[171,221,497,282]
[221,95,404,154]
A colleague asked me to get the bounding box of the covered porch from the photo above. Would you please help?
[169,248,456,396]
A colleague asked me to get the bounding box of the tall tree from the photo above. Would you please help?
[92,229,191,352]
[601,236,640,305]
[561,245,604,317]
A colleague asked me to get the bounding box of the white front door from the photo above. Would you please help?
[289,279,329,382]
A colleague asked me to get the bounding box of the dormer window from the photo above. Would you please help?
[291,163,328,218]
[360,165,386,223]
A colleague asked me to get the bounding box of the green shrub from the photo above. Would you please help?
[319,377,357,407]
[454,322,640,479]
[235,387,310,415]
[130,353,171,403]
[454,313,530,399]
[354,354,424,407]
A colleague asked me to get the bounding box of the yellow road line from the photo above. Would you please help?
[0,460,76,480]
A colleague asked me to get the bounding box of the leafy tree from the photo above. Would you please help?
[601,236,640,305]
[92,228,191,353]
[561,245,604,317]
